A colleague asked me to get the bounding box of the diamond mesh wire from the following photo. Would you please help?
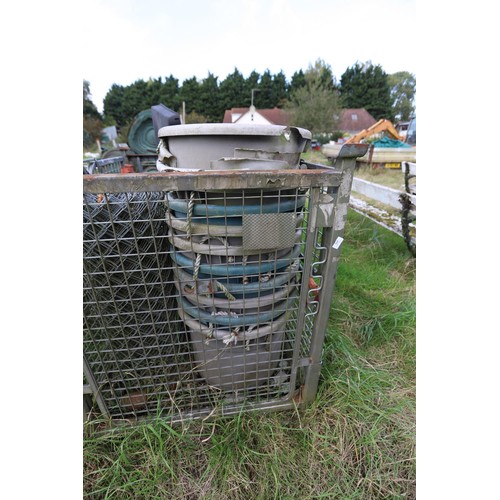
[83,186,320,420]
[83,156,124,174]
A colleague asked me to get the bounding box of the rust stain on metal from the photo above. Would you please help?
[293,385,304,404]
[83,169,344,194]
[266,177,282,184]
[121,391,148,411]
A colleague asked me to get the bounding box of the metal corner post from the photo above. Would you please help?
[301,145,369,404]
[83,354,110,418]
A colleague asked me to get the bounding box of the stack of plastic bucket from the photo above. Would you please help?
[158,124,311,391]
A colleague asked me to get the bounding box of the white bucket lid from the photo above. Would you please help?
[158,123,311,140]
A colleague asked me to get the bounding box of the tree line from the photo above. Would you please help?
[83,60,416,147]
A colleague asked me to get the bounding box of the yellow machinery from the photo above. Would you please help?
[345,119,403,144]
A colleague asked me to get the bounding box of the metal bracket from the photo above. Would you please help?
[314,193,336,228]
[297,357,313,367]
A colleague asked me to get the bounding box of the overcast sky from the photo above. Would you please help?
[83,0,416,113]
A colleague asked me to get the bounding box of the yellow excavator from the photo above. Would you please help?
[345,118,403,144]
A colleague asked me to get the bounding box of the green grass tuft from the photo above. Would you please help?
[84,209,416,499]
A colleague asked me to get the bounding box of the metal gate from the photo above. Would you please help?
[83,144,368,423]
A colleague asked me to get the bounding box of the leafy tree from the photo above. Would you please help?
[270,70,289,107]
[103,76,181,129]
[103,83,128,127]
[123,79,149,119]
[244,70,261,107]
[97,63,415,129]
[314,59,336,91]
[252,69,288,109]
[184,110,208,124]
[245,70,261,91]
[159,75,181,111]
[284,60,341,134]
[388,71,416,121]
[179,76,201,115]
[289,69,307,95]
[340,61,393,120]
[83,80,102,147]
[83,80,102,120]
[145,77,165,108]
[255,70,273,108]
[83,116,103,147]
[198,73,221,122]
[219,68,247,111]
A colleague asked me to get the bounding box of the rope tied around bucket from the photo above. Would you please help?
[214,280,236,301]
[186,191,196,238]
[205,323,215,345]
[192,253,202,282]
[222,328,240,346]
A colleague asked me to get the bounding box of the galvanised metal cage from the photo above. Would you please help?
[83,144,368,423]
[83,156,125,175]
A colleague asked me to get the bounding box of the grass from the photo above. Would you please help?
[352,164,407,191]
[83,210,416,499]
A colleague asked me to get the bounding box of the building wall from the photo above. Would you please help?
[234,110,272,124]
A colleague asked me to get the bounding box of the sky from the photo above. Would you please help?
[82,0,416,113]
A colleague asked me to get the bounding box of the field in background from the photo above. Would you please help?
[83,210,416,499]
[303,149,407,191]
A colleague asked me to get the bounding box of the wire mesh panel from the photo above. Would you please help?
[83,151,366,422]
[83,156,125,175]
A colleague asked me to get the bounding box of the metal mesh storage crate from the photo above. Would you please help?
[83,144,368,423]
[83,156,125,175]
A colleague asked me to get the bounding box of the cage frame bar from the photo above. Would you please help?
[83,144,368,423]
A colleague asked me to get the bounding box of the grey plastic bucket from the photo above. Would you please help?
[189,330,285,391]
[183,309,291,391]
[159,123,311,391]
[157,123,311,170]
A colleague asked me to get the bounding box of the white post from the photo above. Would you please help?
[251,89,261,121]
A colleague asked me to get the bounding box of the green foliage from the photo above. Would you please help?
[199,73,222,122]
[252,69,288,109]
[388,71,416,121]
[271,70,289,107]
[218,68,248,112]
[284,59,341,134]
[97,63,415,132]
[313,132,333,145]
[83,80,102,147]
[184,110,208,124]
[253,69,270,108]
[340,62,393,120]
[179,76,201,115]
[289,69,306,94]
[83,129,93,148]
[83,116,102,147]
[158,75,181,111]
[83,80,102,120]
[103,76,181,129]
[331,130,344,141]
[102,83,128,128]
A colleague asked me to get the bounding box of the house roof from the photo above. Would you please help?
[223,106,376,132]
[338,109,377,132]
[223,107,290,125]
